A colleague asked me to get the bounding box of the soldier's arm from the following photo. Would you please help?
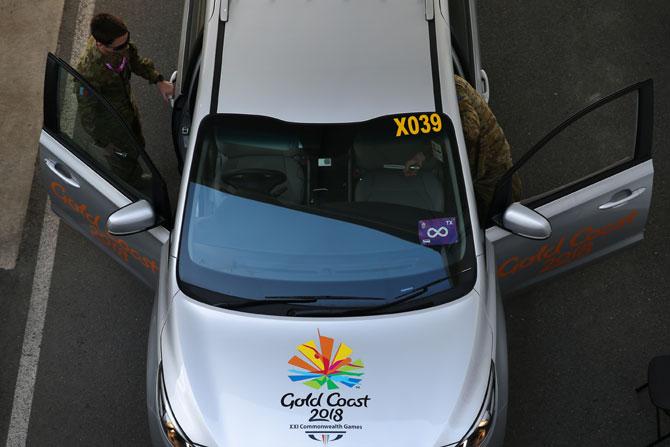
[455,76,481,174]
[75,80,116,148]
[473,153,510,220]
[455,75,523,218]
[128,43,163,83]
[473,114,517,218]
[74,55,104,144]
[76,86,94,131]
[456,80,498,218]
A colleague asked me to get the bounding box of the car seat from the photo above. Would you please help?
[212,123,305,204]
[353,131,444,212]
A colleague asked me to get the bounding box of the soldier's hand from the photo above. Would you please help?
[404,152,426,177]
[157,81,175,103]
[105,142,128,158]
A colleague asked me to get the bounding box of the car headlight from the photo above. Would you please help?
[457,362,496,447]
[158,366,205,447]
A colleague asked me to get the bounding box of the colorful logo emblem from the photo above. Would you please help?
[288,331,364,390]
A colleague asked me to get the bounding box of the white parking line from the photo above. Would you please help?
[4,200,60,447]
[4,1,95,445]
[71,0,96,62]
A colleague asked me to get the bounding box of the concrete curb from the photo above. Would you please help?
[0,0,66,270]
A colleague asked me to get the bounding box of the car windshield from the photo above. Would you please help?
[177,113,476,315]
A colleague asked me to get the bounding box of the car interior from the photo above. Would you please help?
[194,114,455,216]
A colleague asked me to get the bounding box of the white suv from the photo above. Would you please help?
[38,0,654,445]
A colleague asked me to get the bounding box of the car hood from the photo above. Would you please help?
[161,289,493,447]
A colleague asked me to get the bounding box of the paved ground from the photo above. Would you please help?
[479,1,670,445]
[0,0,669,446]
[0,0,65,269]
[0,0,180,445]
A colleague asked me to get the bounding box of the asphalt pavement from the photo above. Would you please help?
[0,0,64,269]
[1,0,669,446]
[479,1,670,445]
[1,0,180,445]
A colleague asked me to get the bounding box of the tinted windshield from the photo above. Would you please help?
[178,113,475,315]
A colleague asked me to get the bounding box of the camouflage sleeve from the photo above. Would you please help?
[75,83,96,135]
[75,87,114,147]
[456,80,481,170]
[473,162,523,219]
[73,59,112,147]
[473,122,516,218]
[128,43,162,83]
[455,76,488,208]
[472,155,509,219]
[455,75,522,217]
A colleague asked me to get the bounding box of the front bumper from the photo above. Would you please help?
[147,350,509,447]
[146,289,510,447]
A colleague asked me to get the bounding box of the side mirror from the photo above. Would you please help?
[501,203,552,240]
[106,200,157,236]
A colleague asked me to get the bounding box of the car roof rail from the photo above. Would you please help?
[220,0,229,21]
[425,0,435,20]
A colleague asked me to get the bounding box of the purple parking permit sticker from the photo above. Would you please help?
[418,217,458,246]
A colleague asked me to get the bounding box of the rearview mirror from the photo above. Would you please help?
[501,203,552,240]
[106,200,156,236]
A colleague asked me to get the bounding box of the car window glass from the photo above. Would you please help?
[188,0,207,56]
[183,0,207,88]
[516,91,637,204]
[448,0,476,85]
[53,63,156,200]
[188,68,199,111]
[177,113,477,314]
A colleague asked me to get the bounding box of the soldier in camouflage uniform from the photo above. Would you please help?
[75,13,173,185]
[405,75,522,221]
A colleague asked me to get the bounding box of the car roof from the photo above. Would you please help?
[215,0,439,123]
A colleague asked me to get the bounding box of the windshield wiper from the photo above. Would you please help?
[221,295,384,311]
[219,296,317,310]
[359,287,430,314]
[290,289,425,317]
[290,277,450,317]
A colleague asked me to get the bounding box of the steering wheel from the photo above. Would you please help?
[221,168,288,197]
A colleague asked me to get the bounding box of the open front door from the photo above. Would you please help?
[486,80,654,297]
[38,53,171,289]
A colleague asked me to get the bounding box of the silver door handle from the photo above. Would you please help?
[169,70,178,108]
[480,69,490,103]
[45,159,80,188]
[598,187,646,210]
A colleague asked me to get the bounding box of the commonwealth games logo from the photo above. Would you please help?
[288,330,364,390]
